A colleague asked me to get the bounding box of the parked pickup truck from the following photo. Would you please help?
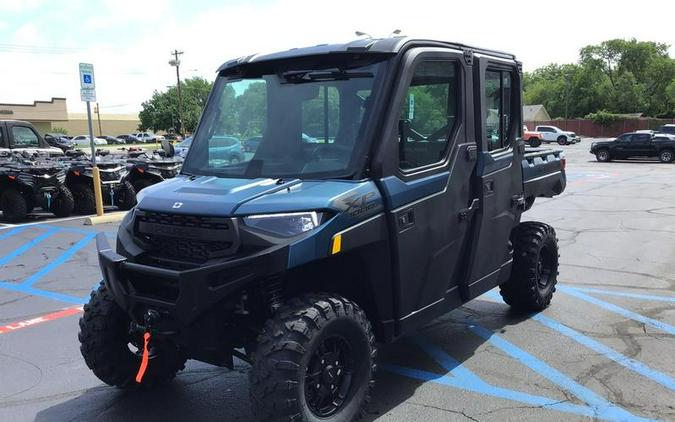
[80,37,566,422]
[522,125,543,147]
[0,120,64,156]
[590,131,675,163]
[535,125,581,145]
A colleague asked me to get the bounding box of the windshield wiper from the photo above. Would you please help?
[280,69,373,83]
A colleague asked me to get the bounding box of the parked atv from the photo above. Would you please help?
[59,150,136,214]
[81,38,567,422]
[0,151,74,222]
[124,141,183,192]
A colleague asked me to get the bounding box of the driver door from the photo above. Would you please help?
[376,48,477,334]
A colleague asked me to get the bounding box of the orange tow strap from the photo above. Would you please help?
[135,332,151,383]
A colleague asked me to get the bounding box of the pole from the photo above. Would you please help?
[86,101,104,216]
[172,50,184,137]
[96,102,103,136]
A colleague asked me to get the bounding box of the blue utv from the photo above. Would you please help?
[79,37,566,422]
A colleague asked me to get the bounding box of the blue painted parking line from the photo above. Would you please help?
[382,363,602,420]
[559,286,675,336]
[533,313,675,392]
[0,281,87,305]
[568,287,675,303]
[0,226,28,240]
[21,232,97,288]
[0,227,61,266]
[467,323,654,422]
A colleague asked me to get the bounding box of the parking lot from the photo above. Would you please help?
[0,140,673,422]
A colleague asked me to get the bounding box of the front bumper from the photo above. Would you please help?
[96,233,289,325]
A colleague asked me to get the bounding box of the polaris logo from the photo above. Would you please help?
[172,202,183,209]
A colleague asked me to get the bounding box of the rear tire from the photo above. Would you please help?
[529,138,542,148]
[500,222,559,312]
[0,188,28,223]
[79,283,187,389]
[51,185,75,217]
[70,183,96,214]
[115,181,137,210]
[250,294,376,422]
[658,149,673,163]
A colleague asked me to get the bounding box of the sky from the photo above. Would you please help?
[0,0,673,115]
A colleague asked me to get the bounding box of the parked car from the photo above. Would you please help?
[44,133,75,152]
[243,135,262,152]
[175,136,192,157]
[657,124,675,135]
[522,125,542,147]
[0,120,64,156]
[208,135,244,163]
[534,125,580,145]
[117,134,141,144]
[80,37,567,422]
[133,132,160,143]
[101,135,125,145]
[72,135,108,146]
[590,131,675,163]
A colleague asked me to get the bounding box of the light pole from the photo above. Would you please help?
[169,50,184,136]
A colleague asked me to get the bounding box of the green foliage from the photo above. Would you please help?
[51,127,68,134]
[139,77,213,133]
[525,38,675,118]
[584,110,625,126]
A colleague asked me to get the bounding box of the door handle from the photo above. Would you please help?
[398,209,415,230]
[459,198,480,221]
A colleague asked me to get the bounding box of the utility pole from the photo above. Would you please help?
[169,50,184,136]
[94,102,103,136]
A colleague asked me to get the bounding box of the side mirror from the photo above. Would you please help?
[161,139,175,157]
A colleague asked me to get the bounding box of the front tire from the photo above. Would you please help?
[595,149,611,162]
[557,136,567,145]
[70,183,96,214]
[79,283,187,388]
[0,188,28,222]
[500,222,559,312]
[115,181,137,210]
[250,294,376,422]
[658,149,674,163]
[529,138,542,148]
[51,185,75,217]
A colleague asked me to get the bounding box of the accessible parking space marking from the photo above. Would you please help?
[0,306,82,335]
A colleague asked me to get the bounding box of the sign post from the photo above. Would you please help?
[79,63,104,217]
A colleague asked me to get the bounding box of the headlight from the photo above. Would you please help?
[243,211,322,237]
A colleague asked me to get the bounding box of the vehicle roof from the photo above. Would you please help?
[0,120,33,125]
[217,37,517,72]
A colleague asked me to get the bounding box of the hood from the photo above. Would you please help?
[137,175,378,216]
[564,131,577,137]
[12,147,63,157]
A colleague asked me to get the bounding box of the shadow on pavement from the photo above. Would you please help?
[36,300,529,422]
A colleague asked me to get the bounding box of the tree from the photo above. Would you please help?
[524,38,675,118]
[139,77,213,133]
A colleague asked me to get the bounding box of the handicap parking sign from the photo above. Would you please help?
[79,63,95,89]
[83,74,92,84]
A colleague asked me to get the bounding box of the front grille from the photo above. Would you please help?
[135,211,239,263]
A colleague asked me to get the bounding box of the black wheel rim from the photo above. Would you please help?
[304,335,354,417]
[536,245,555,289]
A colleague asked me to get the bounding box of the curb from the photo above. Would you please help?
[84,212,127,226]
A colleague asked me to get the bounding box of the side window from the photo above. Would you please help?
[484,69,514,152]
[617,134,631,142]
[635,134,650,142]
[398,60,459,170]
[11,126,40,148]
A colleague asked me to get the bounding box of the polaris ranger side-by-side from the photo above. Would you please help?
[80,38,566,422]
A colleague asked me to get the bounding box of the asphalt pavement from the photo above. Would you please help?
[0,140,674,421]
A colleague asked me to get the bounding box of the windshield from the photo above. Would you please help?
[182,57,388,179]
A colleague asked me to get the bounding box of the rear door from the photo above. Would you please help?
[631,133,654,156]
[376,48,477,332]
[463,58,524,298]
